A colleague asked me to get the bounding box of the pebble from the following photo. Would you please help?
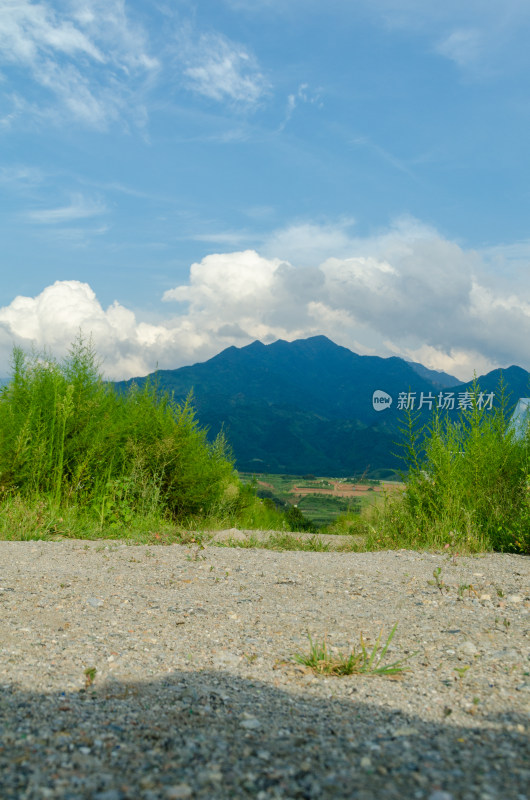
[0,539,528,800]
[239,717,261,730]
[458,640,478,657]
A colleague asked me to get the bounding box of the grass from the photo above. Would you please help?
[220,531,333,552]
[0,336,236,524]
[293,623,413,677]
[323,379,530,555]
[0,337,312,543]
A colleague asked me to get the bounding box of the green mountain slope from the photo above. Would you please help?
[114,336,529,475]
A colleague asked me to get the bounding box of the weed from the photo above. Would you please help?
[293,623,413,677]
[84,667,97,689]
[494,616,511,631]
[443,532,459,563]
[454,665,471,684]
[457,583,478,599]
[429,567,445,594]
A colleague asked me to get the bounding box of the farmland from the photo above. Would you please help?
[239,472,403,528]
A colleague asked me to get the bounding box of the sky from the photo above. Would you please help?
[1,0,530,380]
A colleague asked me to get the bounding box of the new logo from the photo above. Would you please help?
[372,390,392,412]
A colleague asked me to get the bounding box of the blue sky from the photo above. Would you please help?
[1,0,530,379]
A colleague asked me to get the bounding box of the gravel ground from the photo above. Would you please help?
[0,537,528,800]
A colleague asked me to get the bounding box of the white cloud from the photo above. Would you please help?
[0,281,210,380]
[180,31,268,106]
[2,220,530,381]
[25,193,106,223]
[263,219,357,266]
[0,0,158,127]
[281,82,324,129]
[436,28,483,70]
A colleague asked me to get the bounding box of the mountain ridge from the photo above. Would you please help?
[114,336,530,476]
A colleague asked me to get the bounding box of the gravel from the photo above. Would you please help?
[0,537,528,799]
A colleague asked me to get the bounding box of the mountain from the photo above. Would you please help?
[407,361,463,389]
[114,336,530,476]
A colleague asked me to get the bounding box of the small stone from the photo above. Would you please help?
[240,717,261,730]
[480,594,491,601]
[428,792,453,800]
[87,597,103,608]
[360,756,372,768]
[214,651,241,667]
[166,785,193,799]
[458,641,477,657]
[507,594,523,603]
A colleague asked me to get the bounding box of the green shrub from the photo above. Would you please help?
[356,379,530,553]
[402,379,530,552]
[0,336,234,524]
[329,379,530,554]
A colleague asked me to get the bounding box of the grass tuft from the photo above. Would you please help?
[294,623,413,677]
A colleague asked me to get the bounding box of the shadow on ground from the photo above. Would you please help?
[1,670,528,800]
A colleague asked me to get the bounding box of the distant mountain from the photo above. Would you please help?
[407,361,463,389]
[115,336,530,476]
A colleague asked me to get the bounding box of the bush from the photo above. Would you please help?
[408,380,530,552]
[0,337,234,525]
[364,378,530,553]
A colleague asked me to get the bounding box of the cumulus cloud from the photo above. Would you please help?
[0,0,158,127]
[1,220,530,380]
[0,281,214,380]
[262,218,358,266]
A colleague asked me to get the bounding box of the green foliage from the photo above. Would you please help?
[293,623,412,677]
[222,531,332,552]
[399,378,530,553]
[284,504,317,532]
[0,336,234,525]
[342,378,530,553]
